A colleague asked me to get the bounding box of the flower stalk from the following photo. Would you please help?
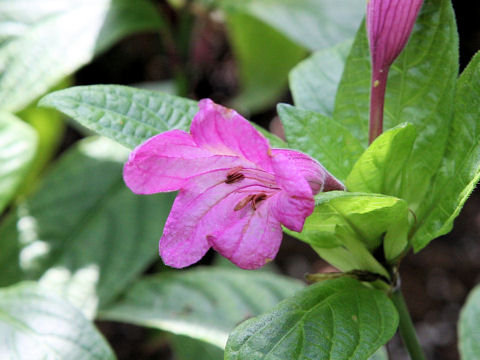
[391,288,427,360]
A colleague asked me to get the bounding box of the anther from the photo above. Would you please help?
[234,195,254,211]
[252,193,267,210]
[225,167,244,184]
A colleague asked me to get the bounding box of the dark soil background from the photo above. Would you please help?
[74,1,480,359]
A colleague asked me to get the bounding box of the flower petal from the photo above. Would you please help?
[190,99,273,171]
[123,129,244,194]
[270,152,316,231]
[271,148,345,194]
[208,200,283,270]
[159,169,268,268]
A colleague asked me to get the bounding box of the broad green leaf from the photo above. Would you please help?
[0,137,173,317]
[0,112,37,213]
[412,52,480,250]
[459,284,480,359]
[224,277,398,360]
[171,335,224,360]
[334,0,458,209]
[0,282,115,360]
[278,104,364,181]
[99,267,303,348]
[0,0,164,112]
[347,123,417,195]
[227,12,305,113]
[40,85,198,149]
[40,84,286,150]
[290,41,351,116]
[292,191,409,271]
[217,0,364,51]
[370,348,388,360]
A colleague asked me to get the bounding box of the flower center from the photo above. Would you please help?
[224,167,279,211]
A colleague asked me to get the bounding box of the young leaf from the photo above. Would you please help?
[459,284,480,359]
[224,277,398,360]
[289,41,351,116]
[412,52,480,251]
[0,137,174,317]
[99,268,303,349]
[290,191,409,270]
[0,282,115,360]
[227,12,305,113]
[0,113,37,213]
[346,123,417,195]
[0,0,164,112]
[334,0,458,207]
[278,104,364,181]
[217,0,364,51]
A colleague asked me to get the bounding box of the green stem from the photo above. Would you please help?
[391,289,426,360]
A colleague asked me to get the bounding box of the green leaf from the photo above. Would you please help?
[278,104,364,181]
[0,0,164,112]
[0,282,115,360]
[334,0,458,208]
[99,267,303,348]
[227,12,305,113]
[289,41,351,117]
[40,85,199,149]
[459,284,480,359]
[218,0,364,51]
[171,335,224,360]
[224,277,398,360]
[0,137,174,317]
[40,84,286,150]
[0,113,37,213]
[346,123,417,196]
[412,51,480,250]
[292,191,409,271]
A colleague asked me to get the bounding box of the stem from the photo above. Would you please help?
[391,289,426,360]
[369,68,389,144]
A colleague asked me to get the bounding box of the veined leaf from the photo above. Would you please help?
[99,267,303,349]
[278,104,364,182]
[289,41,352,116]
[0,282,115,360]
[0,137,174,317]
[412,52,480,250]
[224,277,398,360]
[0,0,164,112]
[334,0,458,210]
[40,84,285,149]
[0,112,37,213]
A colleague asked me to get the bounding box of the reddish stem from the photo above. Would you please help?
[369,68,389,144]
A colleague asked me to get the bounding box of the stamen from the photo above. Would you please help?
[252,193,267,210]
[225,167,245,184]
[234,195,254,211]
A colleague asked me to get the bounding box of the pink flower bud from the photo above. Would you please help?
[367,0,424,73]
[366,0,423,143]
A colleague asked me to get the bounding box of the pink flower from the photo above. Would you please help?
[123,99,344,269]
[366,0,423,143]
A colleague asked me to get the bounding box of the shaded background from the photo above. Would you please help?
[63,1,480,359]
